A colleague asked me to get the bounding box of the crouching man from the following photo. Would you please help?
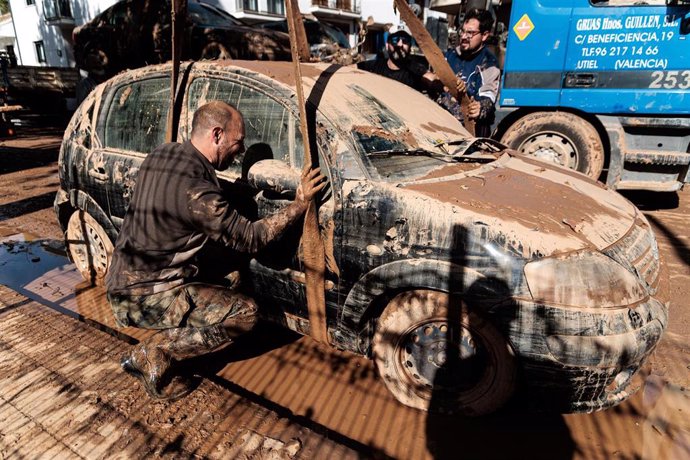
[106,101,325,400]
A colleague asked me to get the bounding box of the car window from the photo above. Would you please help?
[189,3,244,27]
[103,77,171,153]
[187,77,303,176]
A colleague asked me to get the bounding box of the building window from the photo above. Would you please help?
[26,0,35,5]
[267,0,284,15]
[34,41,46,63]
[239,0,258,11]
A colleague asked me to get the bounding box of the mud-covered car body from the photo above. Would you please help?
[73,0,290,76]
[55,60,669,415]
[255,18,351,60]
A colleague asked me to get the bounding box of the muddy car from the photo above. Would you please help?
[255,18,352,61]
[73,0,290,76]
[54,60,669,416]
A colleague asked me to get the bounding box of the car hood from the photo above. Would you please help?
[400,151,639,259]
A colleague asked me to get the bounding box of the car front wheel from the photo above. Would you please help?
[66,210,114,286]
[373,290,517,416]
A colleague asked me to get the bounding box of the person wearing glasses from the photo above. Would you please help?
[357,28,437,93]
[438,8,500,137]
[106,101,326,401]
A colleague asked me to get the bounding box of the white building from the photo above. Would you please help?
[6,0,449,68]
[7,0,118,67]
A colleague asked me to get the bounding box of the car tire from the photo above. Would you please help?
[500,111,604,179]
[66,210,114,286]
[373,290,516,416]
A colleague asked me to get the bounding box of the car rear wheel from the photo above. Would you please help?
[500,111,604,179]
[66,210,113,286]
[373,290,516,416]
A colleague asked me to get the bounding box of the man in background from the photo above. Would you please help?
[438,8,500,137]
[357,29,437,93]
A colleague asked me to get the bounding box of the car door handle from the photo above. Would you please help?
[88,167,108,182]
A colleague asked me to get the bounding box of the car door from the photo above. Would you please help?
[183,69,341,333]
[91,74,171,228]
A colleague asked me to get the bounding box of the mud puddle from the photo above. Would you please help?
[0,233,688,459]
[0,233,151,342]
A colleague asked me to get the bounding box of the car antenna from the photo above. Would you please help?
[285,0,329,345]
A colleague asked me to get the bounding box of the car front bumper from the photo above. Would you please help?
[495,290,668,413]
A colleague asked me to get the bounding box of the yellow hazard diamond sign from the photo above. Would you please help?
[513,14,535,41]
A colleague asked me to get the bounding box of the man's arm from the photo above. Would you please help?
[472,65,500,122]
[189,168,326,254]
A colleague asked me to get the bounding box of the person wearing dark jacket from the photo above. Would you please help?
[437,9,501,137]
[106,100,325,400]
[357,29,437,93]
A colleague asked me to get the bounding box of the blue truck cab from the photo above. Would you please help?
[482,0,690,191]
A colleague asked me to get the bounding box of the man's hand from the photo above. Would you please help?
[468,97,481,119]
[456,77,466,96]
[296,167,327,204]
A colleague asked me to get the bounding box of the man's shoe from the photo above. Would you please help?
[120,348,195,401]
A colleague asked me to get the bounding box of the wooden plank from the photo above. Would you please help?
[285,0,329,344]
[393,0,475,135]
[165,0,186,143]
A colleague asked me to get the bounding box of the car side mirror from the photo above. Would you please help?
[246,159,300,199]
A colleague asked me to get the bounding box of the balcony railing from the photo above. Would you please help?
[44,0,73,21]
[235,0,360,16]
[312,0,361,14]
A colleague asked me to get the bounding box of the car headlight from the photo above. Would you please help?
[524,251,647,308]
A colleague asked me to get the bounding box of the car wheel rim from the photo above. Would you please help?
[67,212,112,282]
[518,131,578,169]
[397,319,488,394]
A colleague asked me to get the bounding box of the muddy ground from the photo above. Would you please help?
[0,127,688,459]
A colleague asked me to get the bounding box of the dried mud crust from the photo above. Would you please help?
[500,111,605,179]
[0,129,64,240]
[0,293,359,459]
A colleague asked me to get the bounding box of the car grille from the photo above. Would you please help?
[603,217,660,291]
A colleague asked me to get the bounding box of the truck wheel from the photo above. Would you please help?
[373,290,516,416]
[66,210,113,286]
[500,112,604,179]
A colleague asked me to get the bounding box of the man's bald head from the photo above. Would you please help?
[190,101,246,170]
[191,101,241,139]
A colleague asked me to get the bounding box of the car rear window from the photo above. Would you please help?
[103,77,171,154]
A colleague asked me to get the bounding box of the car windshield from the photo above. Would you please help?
[189,2,244,27]
[322,70,486,182]
[307,22,350,48]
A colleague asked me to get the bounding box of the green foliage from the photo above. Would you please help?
[0,0,8,15]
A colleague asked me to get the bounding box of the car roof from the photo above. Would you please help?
[216,60,469,144]
[106,60,470,149]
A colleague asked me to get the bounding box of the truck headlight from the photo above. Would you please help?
[524,251,647,308]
